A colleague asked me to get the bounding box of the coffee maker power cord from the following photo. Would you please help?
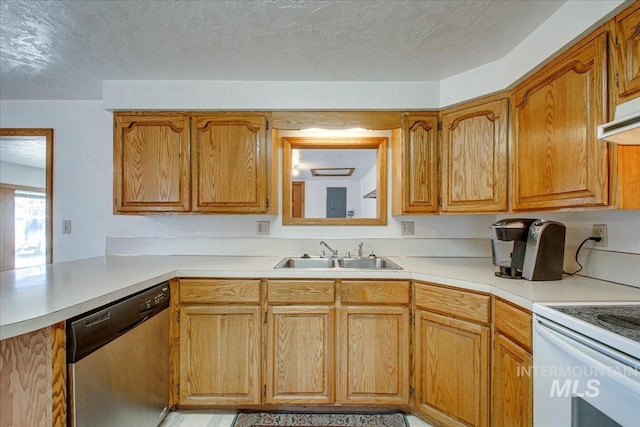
[564,236,602,276]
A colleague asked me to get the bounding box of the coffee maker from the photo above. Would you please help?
[490,219,537,279]
[490,219,566,281]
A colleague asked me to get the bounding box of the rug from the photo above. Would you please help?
[231,411,409,427]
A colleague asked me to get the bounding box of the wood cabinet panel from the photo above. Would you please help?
[338,306,409,405]
[0,322,66,427]
[492,332,533,427]
[266,306,335,404]
[114,114,191,213]
[512,33,609,210]
[267,280,335,304]
[340,280,410,305]
[179,305,261,405]
[441,98,508,212]
[494,298,532,352]
[414,310,490,427]
[179,279,260,304]
[192,114,268,213]
[394,114,439,214]
[414,282,490,325]
[612,145,640,209]
[614,2,640,101]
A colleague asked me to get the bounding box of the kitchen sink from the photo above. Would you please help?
[274,256,402,270]
[274,257,335,269]
[337,257,403,270]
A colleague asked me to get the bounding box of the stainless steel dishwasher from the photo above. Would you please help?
[67,282,171,427]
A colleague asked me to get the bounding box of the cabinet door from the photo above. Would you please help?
[266,306,335,404]
[338,306,409,405]
[414,310,489,427]
[191,114,268,213]
[512,33,608,210]
[179,305,261,405]
[614,2,640,101]
[114,114,190,213]
[397,114,439,214]
[492,332,533,427]
[441,98,508,213]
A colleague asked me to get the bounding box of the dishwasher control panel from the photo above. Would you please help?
[67,281,170,363]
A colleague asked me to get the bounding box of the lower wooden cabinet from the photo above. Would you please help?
[172,277,531,425]
[177,279,262,405]
[491,298,533,427]
[266,306,335,404]
[339,305,410,405]
[263,279,410,406]
[179,305,261,405]
[413,282,490,427]
[492,332,533,427]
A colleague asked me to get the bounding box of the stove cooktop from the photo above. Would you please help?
[553,305,640,344]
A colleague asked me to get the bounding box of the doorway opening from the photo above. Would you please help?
[0,128,53,271]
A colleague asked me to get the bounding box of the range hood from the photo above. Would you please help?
[597,97,640,145]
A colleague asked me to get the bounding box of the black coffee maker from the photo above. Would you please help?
[490,219,537,279]
[490,218,566,281]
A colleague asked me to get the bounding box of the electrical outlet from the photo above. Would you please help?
[62,220,72,234]
[592,224,607,247]
[257,221,270,235]
[401,221,415,236]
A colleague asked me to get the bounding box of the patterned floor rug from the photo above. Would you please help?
[231,411,409,427]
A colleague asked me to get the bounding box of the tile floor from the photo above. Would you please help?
[159,411,433,427]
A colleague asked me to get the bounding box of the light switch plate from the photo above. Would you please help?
[62,220,72,234]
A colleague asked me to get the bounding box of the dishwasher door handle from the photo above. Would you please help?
[118,315,149,335]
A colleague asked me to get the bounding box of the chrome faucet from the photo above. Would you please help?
[357,242,364,258]
[319,241,338,257]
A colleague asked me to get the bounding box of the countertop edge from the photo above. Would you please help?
[2,255,639,340]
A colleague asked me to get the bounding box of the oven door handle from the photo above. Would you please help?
[536,320,640,395]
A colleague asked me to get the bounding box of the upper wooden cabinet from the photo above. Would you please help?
[512,32,609,211]
[393,114,439,214]
[113,112,273,214]
[612,2,640,104]
[440,97,509,213]
[114,114,191,213]
[192,114,269,213]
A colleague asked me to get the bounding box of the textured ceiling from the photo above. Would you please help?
[0,136,47,168]
[0,0,566,100]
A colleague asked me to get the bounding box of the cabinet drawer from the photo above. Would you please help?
[267,280,335,304]
[341,281,410,305]
[179,279,260,304]
[414,282,490,325]
[494,298,532,352]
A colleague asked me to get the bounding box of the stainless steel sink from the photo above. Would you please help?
[274,257,335,269]
[337,257,403,270]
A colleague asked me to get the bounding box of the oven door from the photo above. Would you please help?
[533,316,640,427]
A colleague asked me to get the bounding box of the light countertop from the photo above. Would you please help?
[2,255,639,340]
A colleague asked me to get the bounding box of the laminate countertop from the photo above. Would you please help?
[2,255,639,340]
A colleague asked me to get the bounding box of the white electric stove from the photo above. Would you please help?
[532,303,640,427]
